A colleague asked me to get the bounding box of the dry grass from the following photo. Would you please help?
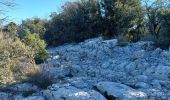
[26,65,53,89]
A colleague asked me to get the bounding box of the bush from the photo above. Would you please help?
[26,65,53,89]
[0,32,37,85]
[23,29,49,64]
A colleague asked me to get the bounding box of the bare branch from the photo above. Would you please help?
[0,0,15,24]
[0,0,15,8]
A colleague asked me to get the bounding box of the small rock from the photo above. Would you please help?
[102,39,118,48]
[135,82,150,89]
[151,80,162,89]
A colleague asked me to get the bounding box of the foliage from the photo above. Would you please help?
[143,0,170,48]
[23,29,49,64]
[44,0,102,46]
[15,0,169,49]
[0,32,37,85]
[3,22,19,38]
[42,0,146,45]
[100,0,144,37]
[19,18,47,39]
[0,0,170,49]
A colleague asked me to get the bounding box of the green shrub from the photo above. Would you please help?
[23,29,49,64]
[0,32,37,85]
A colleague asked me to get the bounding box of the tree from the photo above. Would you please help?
[45,0,102,46]
[143,0,170,48]
[23,29,49,64]
[0,1,45,85]
[19,18,47,39]
[3,22,18,38]
[100,0,143,37]
[0,31,37,84]
[0,0,15,7]
[144,0,170,39]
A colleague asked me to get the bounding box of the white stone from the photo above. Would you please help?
[24,96,44,100]
[95,82,148,100]
[15,96,44,100]
[42,86,106,100]
[53,55,60,60]
[65,90,106,100]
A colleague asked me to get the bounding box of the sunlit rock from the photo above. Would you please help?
[95,82,148,100]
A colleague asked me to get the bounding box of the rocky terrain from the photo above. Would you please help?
[0,37,170,100]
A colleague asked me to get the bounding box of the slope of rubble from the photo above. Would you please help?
[1,37,170,100]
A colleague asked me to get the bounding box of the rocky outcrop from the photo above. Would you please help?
[1,37,170,100]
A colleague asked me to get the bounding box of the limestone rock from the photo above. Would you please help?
[42,85,106,100]
[95,82,148,100]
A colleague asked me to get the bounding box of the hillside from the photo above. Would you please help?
[0,0,169,100]
[1,37,170,100]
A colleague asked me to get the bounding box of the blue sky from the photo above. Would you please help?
[5,0,78,23]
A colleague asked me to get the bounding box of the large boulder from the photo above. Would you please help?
[95,82,148,100]
[41,85,106,100]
